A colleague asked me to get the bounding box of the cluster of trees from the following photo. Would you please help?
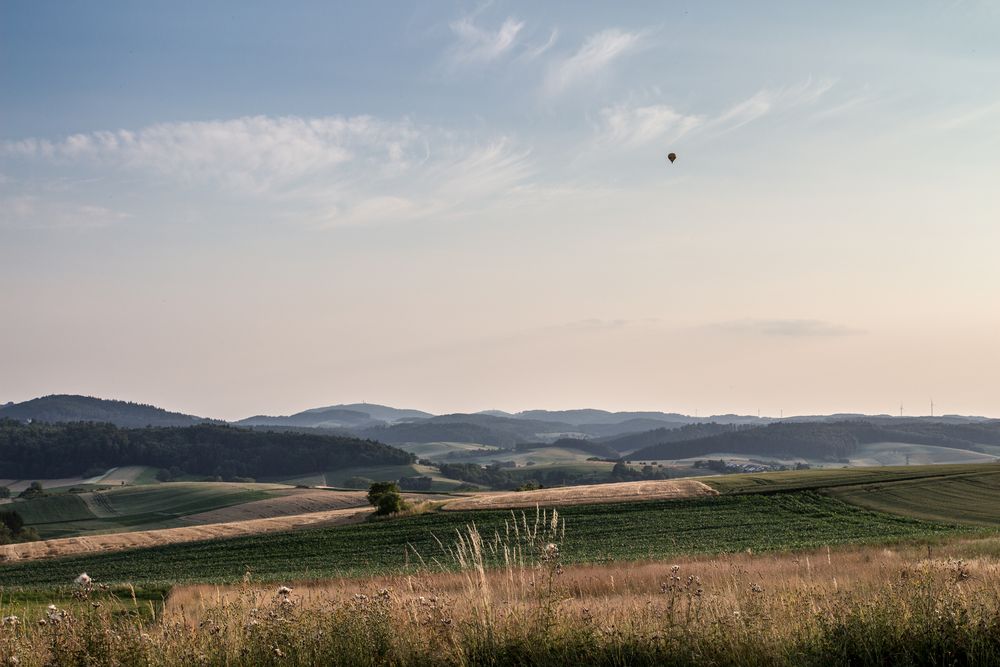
[436,462,608,490]
[397,476,433,491]
[0,420,415,480]
[609,462,675,482]
[0,510,40,545]
[366,482,407,515]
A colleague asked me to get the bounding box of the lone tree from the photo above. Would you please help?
[367,481,408,516]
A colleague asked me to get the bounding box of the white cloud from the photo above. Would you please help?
[447,16,524,67]
[597,104,704,147]
[544,29,643,97]
[707,78,835,134]
[520,28,559,61]
[3,115,536,228]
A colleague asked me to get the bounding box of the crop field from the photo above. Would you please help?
[0,507,372,563]
[703,462,999,494]
[8,483,281,539]
[0,491,965,589]
[830,468,1000,526]
[443,479,716,510]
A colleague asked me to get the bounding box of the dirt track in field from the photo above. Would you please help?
[0,507,372,562]
[442,479,718,510]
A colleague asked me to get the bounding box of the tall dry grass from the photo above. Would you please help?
[4,511,1000,665]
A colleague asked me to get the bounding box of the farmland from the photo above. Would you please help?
[829,467,1000,526]
[9,483,281,539]
[0,491,965,589]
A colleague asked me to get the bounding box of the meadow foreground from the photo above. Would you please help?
[4,524,1000,666]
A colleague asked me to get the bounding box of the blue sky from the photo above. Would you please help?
[2,1,999,418]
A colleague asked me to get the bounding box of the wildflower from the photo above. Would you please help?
[47,604,57,612]
[75,573,92,586]
[1,615,17,626]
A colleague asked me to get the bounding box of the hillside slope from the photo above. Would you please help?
[0,395,212,427]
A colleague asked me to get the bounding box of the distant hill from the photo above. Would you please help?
[630,420,1000,462]
[239,402,432,429]
[515,409,693,426]
[0,395,213,428]
[604,423,747,454]
[307,403,432,423]
[0,420,414,479]
[236,407,380,429]
[360,413,584,447]
[578,418,689,438]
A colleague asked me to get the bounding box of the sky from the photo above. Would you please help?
[2,1,999,420]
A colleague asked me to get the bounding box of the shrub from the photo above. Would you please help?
[367,482,408,516]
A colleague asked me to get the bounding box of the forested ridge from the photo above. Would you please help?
[630,420,1000,461]
[0,420,414,479]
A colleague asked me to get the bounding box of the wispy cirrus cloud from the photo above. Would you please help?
[596,104,704,147]
[447,15,525,68]
[705,318,865,338]
[543,28,644,97]
[593,77,835,150]
[3,115,536,229]
[707,78,835,134]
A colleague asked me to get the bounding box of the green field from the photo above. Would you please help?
[0,492,965,589]
[830,468,1000,527]
[8,483,279,538]
[704,462,1000,494]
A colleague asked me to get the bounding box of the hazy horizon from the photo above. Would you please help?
[3,2,998,421]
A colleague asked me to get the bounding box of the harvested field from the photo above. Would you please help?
[442,479,717,510]
[0,507,371,562]
[181,489,369,524]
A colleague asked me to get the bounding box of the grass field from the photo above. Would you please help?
[9,483,281,538]
[830,468,1000,526]
[7,530,1000,666]
[0,491,965,589]
[704,462,1000,494]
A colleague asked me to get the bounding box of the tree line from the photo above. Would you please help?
[0,420,414,480]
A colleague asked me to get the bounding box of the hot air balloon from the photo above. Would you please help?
[667,152,677,163]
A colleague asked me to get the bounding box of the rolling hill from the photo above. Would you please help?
[0,395,213,428]
[0,420,415,480]
[236,402,432,429]
[629,420,1000,462]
